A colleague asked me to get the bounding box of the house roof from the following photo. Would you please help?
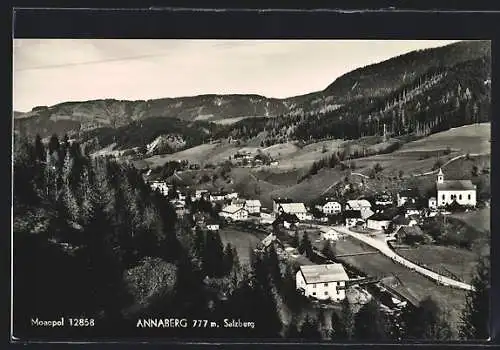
[344,210,362,219]
[232,199,246,205]
[397,226,424,236]
[273,198,293,204]
[222,205,247,214]
[346,199,372,209]
[398,189,418,198]
[437,180,476,191]
[393,214,410,225]
[279,203,306,213]
[323,201,341,207]
[368,211,394,221]
[246,199,262,207]
[299,264,349,284]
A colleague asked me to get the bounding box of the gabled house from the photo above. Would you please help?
[366,211,395,231]
[321,201,342,215]
[296,264,349,302]
[344,210,364,228]
[210,192,227,202]
[273,212,300,229]
[345,200,373,220]
[273,198,294,213]
[374,192,393,206]
[245,199,262,214]
[278,202,308,221]
[219,205,249,221]
[225,192,239,200]
[395,225,426,244]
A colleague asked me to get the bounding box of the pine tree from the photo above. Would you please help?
[354,299,391,341]
[298,232,314,259]
[401,297,452,340]
[300,314,322,339]
[285,315,301,338]
[339,297,354,340]
[459,255,491,340]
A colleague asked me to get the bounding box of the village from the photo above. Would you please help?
[145,165,480,317]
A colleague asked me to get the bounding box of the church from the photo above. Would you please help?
[436,168,477,208]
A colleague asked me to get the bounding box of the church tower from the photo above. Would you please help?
[437,168,444,184]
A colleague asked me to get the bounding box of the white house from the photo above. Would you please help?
[220,205,249,221]
[210,192,227,202]
[296,264,349,302]
[273,198,294,213]
[366,212,393,231]
[428,197,437,210]
[245,199,262,214]
[260,212,275,225]
[322,201,342,215]
[278,202,308,221]
[345,200,373,220]
[375,193,393,206]
[150,181,170,196]
[322,229,341,241]
[436,168,477,207]
[404,206,421,218]
[225,192,239,200]
[206,223,220,231]
[195,189,209,199]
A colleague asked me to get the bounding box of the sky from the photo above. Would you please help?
[13,39,460,112]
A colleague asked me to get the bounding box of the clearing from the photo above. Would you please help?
[218,226,268,266]
[395,245,480,284]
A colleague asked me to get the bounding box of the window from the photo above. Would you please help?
[324,283,328,287]
[313,284,316,288]
[459,194,462,200]
[337,289,339,294]
[468,194,471,200]
[442,194,445,200]
[312,292,316,296]
[324,291,328,296]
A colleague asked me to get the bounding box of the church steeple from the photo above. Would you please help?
[437,168,444,184]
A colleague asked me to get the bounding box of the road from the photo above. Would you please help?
[413,152,488,177]
[318,225,475,292]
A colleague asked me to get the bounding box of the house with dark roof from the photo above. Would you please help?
[436,168,476,207]
[397,188,419,207]
[344,210,364,228]
[296,264,349,301]
[395,225,426,244]
[366,210,396,231]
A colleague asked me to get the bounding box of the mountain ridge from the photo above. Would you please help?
[14,40,491,141]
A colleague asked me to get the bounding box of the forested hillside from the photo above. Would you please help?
[263,54,491,144]
[14,40,491,152]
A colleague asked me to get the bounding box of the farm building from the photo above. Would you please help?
[273,212,300,229]
[277,202,308,221]
[245,199,262,214]
[375,192,393,206]
[206,222,220,231]
[321,201,342,215]
[273,197,294,213]
[404,204,421,218]
[149,181,170,196]
[397,189,419,207]
[395,225,426,244]
[232,199,247,208]
[225,191,239,200]
[344,210,364,228]
[366,211,394,231]
[210,192,227,202]
[220,205,249,221]
[345,199,374,220]
[296,264,349,302]
[436,168,477,207]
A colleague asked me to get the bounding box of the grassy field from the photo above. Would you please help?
[395,245,479,284]
[218,227,268,266]
[398,123,491,154]
[451,208,491,234]
[301,228,467,336]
